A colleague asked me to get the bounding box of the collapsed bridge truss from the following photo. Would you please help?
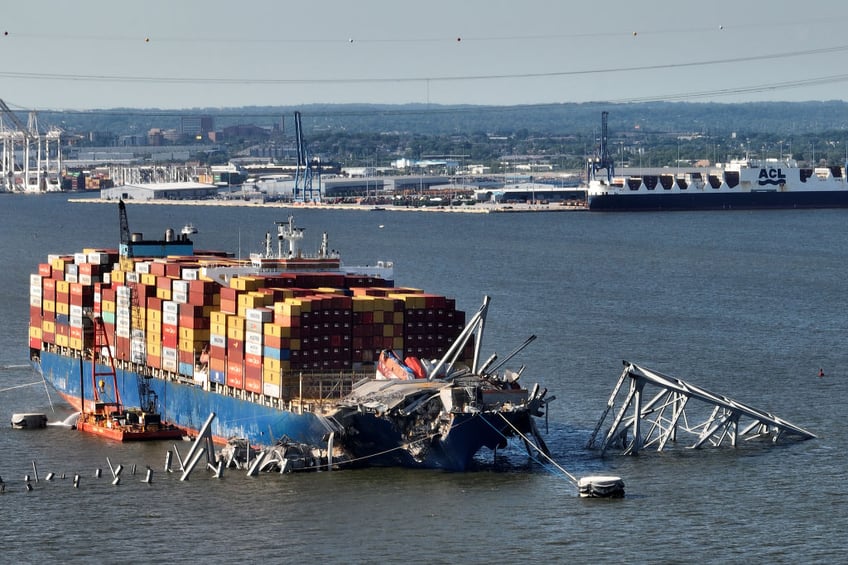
[587,361,815,455]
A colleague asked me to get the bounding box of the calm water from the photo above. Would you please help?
[1,194,846,563]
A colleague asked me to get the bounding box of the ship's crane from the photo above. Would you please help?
[116,199,158,414]
[119,199,133,258]
[587,111,615,183]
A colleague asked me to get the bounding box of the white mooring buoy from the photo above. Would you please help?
[578,475,626,498]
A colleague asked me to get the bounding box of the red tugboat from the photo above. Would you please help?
[76,314,184,442]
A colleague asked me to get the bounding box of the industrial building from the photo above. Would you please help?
[101,182,219,201]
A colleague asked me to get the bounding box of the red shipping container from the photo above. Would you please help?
[162,324,178,348]
[226,360,244,388]
[244,366,262,393]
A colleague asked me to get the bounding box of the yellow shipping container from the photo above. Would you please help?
[56,334,69,348]
[264,323,283,338]
[69,337,83,351]
[352,296,374,312]
[141,273,157,286]
[373,310,384,324]
[227,315,245,330]
[180,327,210,342]
[393,311,404,324]
[263,357,281,372]
[227,326,244,341]
[56,302,69,316]
[42,320,55,334]
[43,300,56,313]
[51,257,67,271]
[211,311,228,325]
[210,322,227,336]
[230,276,261,292]
[179,338,205,352]
[56,280,70,294]
[147,309,161,322]
[147,341,162,357]
[156,288,171,301]
[111,270,125,284]
[382,324,394,338]
[263,366,281,385]
[29,326,43,340]
[102,300,115,313]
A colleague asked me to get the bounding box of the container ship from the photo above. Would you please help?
[29,202,552,470]
[586,159,848,211]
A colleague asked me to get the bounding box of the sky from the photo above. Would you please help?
[3,0,848,112]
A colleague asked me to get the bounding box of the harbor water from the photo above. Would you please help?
[1,194,846,563]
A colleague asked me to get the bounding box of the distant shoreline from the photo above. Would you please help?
[68,198,587,213]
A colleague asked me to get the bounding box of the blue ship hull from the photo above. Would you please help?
[36,350,331,447]
[588,190,848,211]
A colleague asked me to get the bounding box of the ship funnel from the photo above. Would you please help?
[165,228,175,242]
[131,232,143,242]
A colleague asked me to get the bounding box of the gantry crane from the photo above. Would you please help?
[587,111,615,183]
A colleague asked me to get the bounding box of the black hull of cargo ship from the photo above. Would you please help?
[588,190,848,211]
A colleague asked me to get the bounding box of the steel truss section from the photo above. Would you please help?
[587,361,815,455]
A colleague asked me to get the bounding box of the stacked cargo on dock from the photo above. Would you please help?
[29,248,467,403]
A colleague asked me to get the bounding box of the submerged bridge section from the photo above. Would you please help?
[587,361,816,455]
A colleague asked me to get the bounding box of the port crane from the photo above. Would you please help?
[0,99,62,192]
[587,111,615,183]
[293,111,321,202]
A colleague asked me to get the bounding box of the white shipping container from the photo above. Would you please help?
[65,264,79,276]
[30,274,43,287]
[162,301,179,315]
[126,272,139,283]
[172,280,189,294]
[30,284,42,298]
[117,286,131,297]
[210,333,226,348]
[162,312,179,326]
[30,295,42,308]
[245,341,262,356]
[73,252,87,265]
[245,331,263,346]
[182,269,199,281]
[172,291,188,304]
[245,320,262,334]
[263,382,280,398]
[245,307,274,323]
[135,261,151,274]
[65,273,78,284]
[87,252,111,265]
[70,305,83,318]
[162,347,178,361]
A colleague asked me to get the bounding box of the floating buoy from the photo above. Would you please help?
[578,475,625,498]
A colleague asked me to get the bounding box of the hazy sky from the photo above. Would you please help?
[4,0,848,111]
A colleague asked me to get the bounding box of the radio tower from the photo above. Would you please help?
[588,111,615,183]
